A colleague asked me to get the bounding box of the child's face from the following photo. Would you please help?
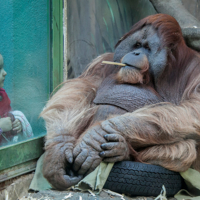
[0,55,7,88]
[0,66,7,88]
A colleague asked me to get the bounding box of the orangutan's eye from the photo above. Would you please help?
[144,43,151,51]
[135,42,141,48]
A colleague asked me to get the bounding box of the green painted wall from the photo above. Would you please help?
[0,0,48,142]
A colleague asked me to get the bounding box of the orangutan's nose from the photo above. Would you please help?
[133,51,140,56]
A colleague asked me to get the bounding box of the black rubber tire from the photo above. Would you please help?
[104,161,183,197]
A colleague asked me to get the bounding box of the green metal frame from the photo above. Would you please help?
[0,134,45,182]
[47,0,51,98]
[0,135,45,171]
[52,0,63,91]
[0,0,64,181]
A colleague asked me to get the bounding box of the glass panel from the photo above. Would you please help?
[0,0,49,147]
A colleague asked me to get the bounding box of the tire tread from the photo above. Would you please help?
[104,161,183,197]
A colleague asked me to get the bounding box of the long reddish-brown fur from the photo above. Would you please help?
[41,14,200,188]
[41,53,116,147]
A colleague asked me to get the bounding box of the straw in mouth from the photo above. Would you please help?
[102,61,126,66]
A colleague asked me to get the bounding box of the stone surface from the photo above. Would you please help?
[0,173,34,200]
[150,0,200,51]
[20,190,176,200]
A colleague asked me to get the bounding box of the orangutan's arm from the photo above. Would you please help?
[41,53,116,190]
[100,94,200,172]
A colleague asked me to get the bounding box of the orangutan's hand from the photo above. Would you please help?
[73,125,107,175]
[43,135,83,190]
[99,119,130,162]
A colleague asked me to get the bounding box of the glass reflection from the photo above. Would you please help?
[0,0,48,149]
[0,54,33,146]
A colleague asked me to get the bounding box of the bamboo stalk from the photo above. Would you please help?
[102,61,125,66]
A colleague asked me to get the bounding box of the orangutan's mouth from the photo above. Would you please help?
[123,63,140,70]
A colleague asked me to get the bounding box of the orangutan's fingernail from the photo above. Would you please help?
[104,135,108,139]
[99,152,105,157]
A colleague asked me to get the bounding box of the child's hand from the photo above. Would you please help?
[0,117,12,132]
[12,119,22,133]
